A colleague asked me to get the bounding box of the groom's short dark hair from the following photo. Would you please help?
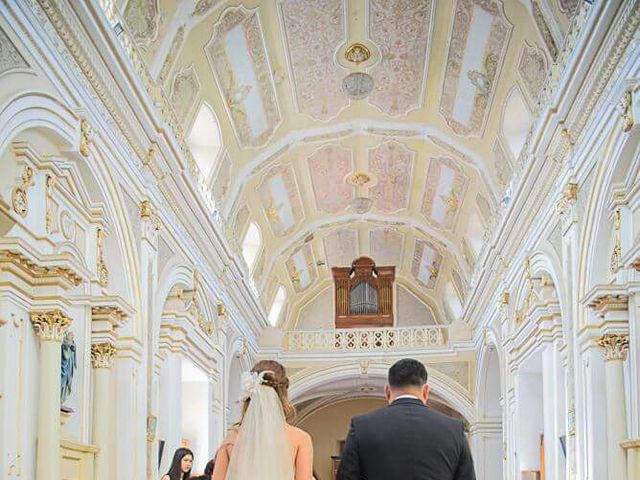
[388,358,428,389]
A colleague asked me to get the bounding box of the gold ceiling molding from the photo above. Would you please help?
[11,166,35,217]
[91,305,128,324]
[588,294,628,317]
[345,43,371,65]
[0,250,83,287]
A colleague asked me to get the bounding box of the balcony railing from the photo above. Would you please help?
[283,326,448,352]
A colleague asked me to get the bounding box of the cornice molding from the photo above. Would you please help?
[0,249,83,289]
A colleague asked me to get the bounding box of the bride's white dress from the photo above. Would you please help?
[224,372,296,480]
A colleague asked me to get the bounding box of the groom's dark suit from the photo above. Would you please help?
[337,397,475,480]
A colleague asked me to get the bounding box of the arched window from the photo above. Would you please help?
[502,87,532,160]
[268,286,287,326]
[241,222,261,270]
[187,103,222,179]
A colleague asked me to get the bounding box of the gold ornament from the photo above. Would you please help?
[140,200,153,218]
[31,310,72,342]
[348,172,371,186]
[79,119,92,157]
[345,43,371,64]
[45,174,56,233]
[90,342,117,368]
[563,182,578,201]
[610,208,622,273]
[12,166,34,217]
[96,227,109,287]
[618,91,634,133]
[597,334,629,361]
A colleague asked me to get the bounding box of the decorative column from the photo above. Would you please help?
[598,334,629,480]
[556,181,580,480]
[91,305,127,480]
[30,310,72,480]
[140,199,161,480]
[91,342,117,480]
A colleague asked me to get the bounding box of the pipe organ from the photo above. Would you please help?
[332,257,395,328]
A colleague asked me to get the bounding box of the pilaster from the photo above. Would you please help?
[31,309,73,480]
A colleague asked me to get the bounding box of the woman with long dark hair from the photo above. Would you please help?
[161,447,193,480]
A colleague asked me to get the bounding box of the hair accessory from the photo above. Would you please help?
[239,370,272,402]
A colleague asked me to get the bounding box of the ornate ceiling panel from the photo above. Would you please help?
[368,0,433,116]
[286,243,318,292]
[492,139,513,189]
[518,42,548,106]
[206,6,281,148]
[279,0,348,120]
[411,238,443,289]
[171,65,200,124]
[323,227,358,269]
[421,157,469,231]
[439,0,512,136]
[212,152,232,206]
[370,227,404,266]
[258,164,304,236]
[308,145,354,213]
[123,0,160,48]
[368,141,415,213]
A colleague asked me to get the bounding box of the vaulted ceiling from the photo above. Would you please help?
[118,0,579,326]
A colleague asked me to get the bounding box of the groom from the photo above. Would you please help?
[337,358,476,480]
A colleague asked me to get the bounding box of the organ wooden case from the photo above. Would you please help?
[332,257,395,328]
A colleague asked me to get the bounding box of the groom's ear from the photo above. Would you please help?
[384,385,392,403]
[422,384,430,403]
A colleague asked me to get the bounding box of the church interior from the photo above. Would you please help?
[0,0,639,479]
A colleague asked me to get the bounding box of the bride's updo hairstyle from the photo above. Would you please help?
[241,360,296,423]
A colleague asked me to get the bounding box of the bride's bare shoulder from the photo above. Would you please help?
[286,424,312,445]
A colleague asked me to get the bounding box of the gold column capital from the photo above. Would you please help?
[91,342,117,369]
[597,334,629,361]
[31,310,72,342]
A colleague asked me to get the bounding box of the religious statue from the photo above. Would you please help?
[60,331,76,411]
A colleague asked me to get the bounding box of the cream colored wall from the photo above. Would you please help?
[297,398,387,480]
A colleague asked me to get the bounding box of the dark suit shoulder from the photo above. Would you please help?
[354,401,464,435]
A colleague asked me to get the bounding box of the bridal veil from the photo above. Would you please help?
[225,371,295,480]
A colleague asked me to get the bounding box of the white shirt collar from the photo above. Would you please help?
[394,394,420,401]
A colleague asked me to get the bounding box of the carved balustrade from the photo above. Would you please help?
[284,325,448,352]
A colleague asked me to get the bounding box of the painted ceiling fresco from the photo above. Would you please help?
[120,0,555,325]
[280,0,348,121]
[308,145,354,213]
[367,0,433,116]
[286,243,318,292]
[368,141,415,213]
[206,6,281,147]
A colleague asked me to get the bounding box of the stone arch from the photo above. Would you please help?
[579,124,640,290]
[288,362,474,424]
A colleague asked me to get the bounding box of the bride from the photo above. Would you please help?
[212,360,314,480]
